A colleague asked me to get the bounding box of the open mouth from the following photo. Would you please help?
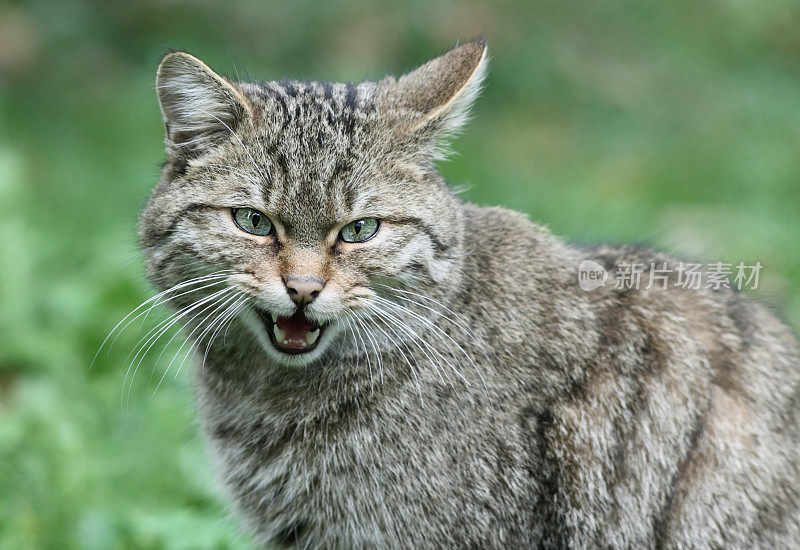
[256,308,325,354]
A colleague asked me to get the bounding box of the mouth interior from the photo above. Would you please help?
[259,309,324,354]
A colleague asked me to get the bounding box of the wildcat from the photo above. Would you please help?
[139,41,800,548]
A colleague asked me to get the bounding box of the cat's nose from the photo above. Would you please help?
[284,275,324,305]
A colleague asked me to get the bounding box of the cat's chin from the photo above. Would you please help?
[240,307,340,367]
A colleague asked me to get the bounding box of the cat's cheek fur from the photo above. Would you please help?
[342,224,451,284]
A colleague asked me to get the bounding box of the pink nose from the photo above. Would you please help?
[285,275,324,305]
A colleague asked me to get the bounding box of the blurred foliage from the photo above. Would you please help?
[1,0,799,548]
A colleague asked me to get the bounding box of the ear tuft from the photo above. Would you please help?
[380,40,488,143]
[156,51,249,158]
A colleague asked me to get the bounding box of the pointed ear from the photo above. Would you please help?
[156,51,250,158]
[379,40,488,142]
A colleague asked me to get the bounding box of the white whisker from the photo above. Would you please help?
[344,315,374,394]
[172,291,245,379]
[92,271,231,367]
[369,301,456,386]
[202,295,251,367]
[152,288,242,396]
[374,295,485,390]
[123,286,234,407]
[349,308,426,404]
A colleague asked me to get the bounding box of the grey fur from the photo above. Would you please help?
[139,41,800,548]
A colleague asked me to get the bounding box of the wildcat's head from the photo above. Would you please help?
[140,41,487,367]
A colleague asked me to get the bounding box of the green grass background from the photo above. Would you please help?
[1,0,799,548]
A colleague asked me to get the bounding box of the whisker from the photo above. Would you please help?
[151,288,241,396]
[344,318,362,381]
[354,308,396,387]
[372,298,464,377]
[202,295,251,367]
[134,274,233,338]
[172,290,246,379]
[374,295,484,388]
[123,283,232,373]
[376,284,484,349]
[344,315,374,394]
[126,287,236,405]
[344,311,378,390]
[350,308,425,404]
[369,290,495,416]
[377,284,494,375]
[122,286,234,407]
[93,271,231,367]
[369,301,455,386]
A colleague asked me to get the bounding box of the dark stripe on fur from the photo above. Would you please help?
[390,216,449,251]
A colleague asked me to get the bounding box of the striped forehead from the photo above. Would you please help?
[243,80,378,239]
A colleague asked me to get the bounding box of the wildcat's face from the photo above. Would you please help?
[140,43,486,367]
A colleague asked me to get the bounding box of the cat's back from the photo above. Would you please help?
[459,202,800,547]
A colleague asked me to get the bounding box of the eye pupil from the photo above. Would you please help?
[353,220,363,234]
[251,213,261,227]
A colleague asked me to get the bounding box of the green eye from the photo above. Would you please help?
[232,208,273,236]
[340,218,379,243]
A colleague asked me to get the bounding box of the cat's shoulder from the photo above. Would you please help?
[461,203,558,251]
